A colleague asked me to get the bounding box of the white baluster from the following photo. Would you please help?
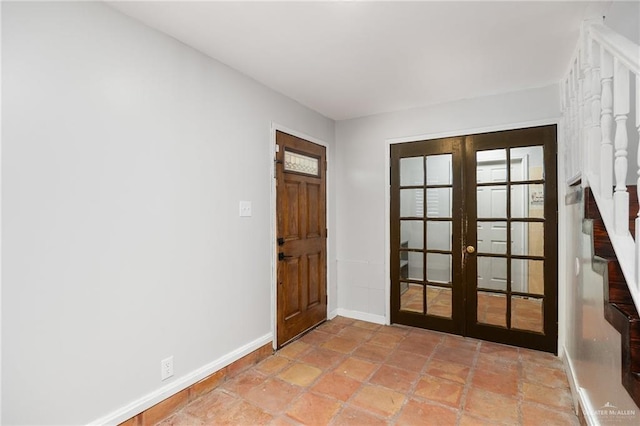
[567,76,574,176]
[636,74,640,207]
[636,74,640,285]
[565,76,575,178]
[568,70,574,177]
[572,64,580,177]
[601,48,614,199]
[579,75,585,180]
[589,38,602,188]
[567,72,573,176]
[582,42,593,179]
[561,79,569,175]
[613,58,630,235]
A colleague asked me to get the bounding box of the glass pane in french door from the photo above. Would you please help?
[391,137,462,334]
[425,153,453,319]
[467,130,557,354]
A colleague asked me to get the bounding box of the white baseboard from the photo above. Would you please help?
[88,332,273,426]
[562,347,600,426]
[336,308,386,325]
[328,309,339,320]
[562,346,580,414]
[579,387,599,426]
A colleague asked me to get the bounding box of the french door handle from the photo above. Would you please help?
[466,245,476,254]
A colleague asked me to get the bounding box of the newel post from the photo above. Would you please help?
[613,58,630,236]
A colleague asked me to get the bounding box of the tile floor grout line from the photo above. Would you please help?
[301,321,385,425]
[333,324,412,424]
[453,338,481,426]
[326,327,388,423]
[371,326,419,424]
[516,349,525,426]
[279,333,350,423]
[386,330,444,425]
[283,346,354,423]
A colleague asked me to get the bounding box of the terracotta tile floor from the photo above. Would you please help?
[158,317,578,425]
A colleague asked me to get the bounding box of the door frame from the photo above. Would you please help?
[270,123,333,349]
[384,118,563,348]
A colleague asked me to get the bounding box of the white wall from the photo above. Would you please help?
[335,85,560,321]
[1,2,335,424]
[604,0,640,44]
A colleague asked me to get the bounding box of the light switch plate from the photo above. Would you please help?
[239,201,252,217]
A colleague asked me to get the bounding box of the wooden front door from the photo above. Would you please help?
[390,125,558,353]
[276,131,327,348]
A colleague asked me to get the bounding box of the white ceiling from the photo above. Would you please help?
[109,1,610,121]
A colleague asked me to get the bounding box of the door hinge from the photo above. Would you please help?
[325,295,328,305]
[326,228,328,238]
[274,157,283,177]
[325,161,328,171]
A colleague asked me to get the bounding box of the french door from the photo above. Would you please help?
[390,125,558,353]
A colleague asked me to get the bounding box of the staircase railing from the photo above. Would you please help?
[561,20,640,310]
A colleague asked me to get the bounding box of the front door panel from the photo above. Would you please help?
[390,125,557,353]
[276,131,327,348]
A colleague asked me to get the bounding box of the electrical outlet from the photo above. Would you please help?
[161,356,174,381]
[239,201,252,217]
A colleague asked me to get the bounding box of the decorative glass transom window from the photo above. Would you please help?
[284,150,320,176]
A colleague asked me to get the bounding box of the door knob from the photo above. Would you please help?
[466,245,476,254]
[278,252,293,261]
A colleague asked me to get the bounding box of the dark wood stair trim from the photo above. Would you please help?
[584,187,640,407]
